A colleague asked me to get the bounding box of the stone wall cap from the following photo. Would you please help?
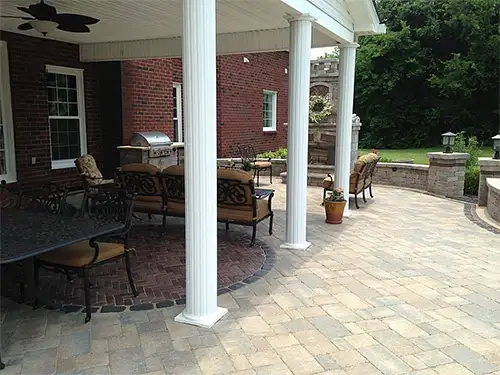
[486,177,500,193]
[427,152,470,160]
[479,157,500,166]
[377,162,429,171]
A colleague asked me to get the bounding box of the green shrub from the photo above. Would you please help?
[453,131,482,169]
[464,166,480,196]
[378,156,394,163]
[258,147,288,159]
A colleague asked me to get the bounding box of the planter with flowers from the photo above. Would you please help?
[323,187,346,224]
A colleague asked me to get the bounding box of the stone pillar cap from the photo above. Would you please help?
[479,157,500,166]
[427,152,470,160]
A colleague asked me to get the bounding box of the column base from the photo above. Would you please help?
[280,241,311,250]
[343,209,352,218]
[174,306,228,329]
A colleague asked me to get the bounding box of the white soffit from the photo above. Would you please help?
[79,28,338,62]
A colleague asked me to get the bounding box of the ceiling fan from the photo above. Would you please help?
[0,0,100,36]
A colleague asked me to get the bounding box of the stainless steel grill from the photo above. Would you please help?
[118,131,182,169]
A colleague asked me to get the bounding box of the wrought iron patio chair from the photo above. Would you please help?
[75,154,116,215]
[34,187,138,323]
[237,144,273,187]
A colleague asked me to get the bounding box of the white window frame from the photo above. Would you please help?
[0,41,17,183]
[46,64,87,170]
[262,90,277,132]
[173,83,183,142]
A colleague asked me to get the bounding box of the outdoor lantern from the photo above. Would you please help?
[441,131,456,153]
[492,134,500,160]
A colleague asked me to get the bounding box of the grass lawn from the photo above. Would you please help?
[359,147,492,165]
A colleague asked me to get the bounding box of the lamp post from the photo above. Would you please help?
[441,131,456,153]
[492,134,500,160]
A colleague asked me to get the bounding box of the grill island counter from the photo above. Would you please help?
[118,131,184,168]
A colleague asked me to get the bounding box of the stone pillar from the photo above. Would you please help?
[351,115,362,169]
[427,152,470,198]
[478,158,500,206]
[281,14,314,251]
[335,43,358,216]
[174,0,227,328]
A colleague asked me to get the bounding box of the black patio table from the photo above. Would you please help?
[0,208,125,370]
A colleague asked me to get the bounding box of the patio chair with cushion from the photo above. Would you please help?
[237,144,272,187]
[322,152,381,209]
[34,188,138,323]
[75,154,116,214]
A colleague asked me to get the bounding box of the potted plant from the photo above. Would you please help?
[324,187,346,224]
[241,159,253,172]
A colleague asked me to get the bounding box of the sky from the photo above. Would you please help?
[310,47,336,60]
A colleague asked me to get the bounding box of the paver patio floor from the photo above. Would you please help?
[1,179,499,375]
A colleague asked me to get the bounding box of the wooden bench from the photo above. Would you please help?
[323,153,381,209]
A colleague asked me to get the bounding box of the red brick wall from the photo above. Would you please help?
[121,52,289,156]
[217,52,289,156]
[121,59,173,143]
[0,31,102,186]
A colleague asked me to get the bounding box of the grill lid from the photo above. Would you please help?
[130,131,172,147]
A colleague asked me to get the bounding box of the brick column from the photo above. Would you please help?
[478,158,500,206]
[427,152,470,198]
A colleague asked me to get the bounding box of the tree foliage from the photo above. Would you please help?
[355,0,500,148]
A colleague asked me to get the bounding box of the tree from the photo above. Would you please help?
[355,0,500,148]
[318,47,340,59]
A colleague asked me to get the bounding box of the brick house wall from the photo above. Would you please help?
[0,31,103,185]
[121,51,289,157]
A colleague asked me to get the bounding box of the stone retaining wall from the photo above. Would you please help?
[486,178,500,223]
[478,158,500,206]
[373,163,429,191]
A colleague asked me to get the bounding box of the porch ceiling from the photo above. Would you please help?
[0,0,385,61]
[0,0,299,44]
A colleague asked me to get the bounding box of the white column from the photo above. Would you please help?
[174,0,227,328]
[334,43,358,217]
[281,14,314,251]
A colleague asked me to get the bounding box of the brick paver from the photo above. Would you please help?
[1,180,499,374]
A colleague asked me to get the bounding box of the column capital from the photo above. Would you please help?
[284,13,316,23]
[339,42,359,49]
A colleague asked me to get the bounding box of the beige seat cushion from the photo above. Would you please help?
[38,241,125,267]
[122,163,160,174]
[323,175,335,189]
[218,199,270,223]
[166,201,185,216]
[252,161,272,168]
[133,200,163,214]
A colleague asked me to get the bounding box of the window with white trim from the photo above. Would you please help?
[173,83,183,142]
[46,65,87,169]
[262,90,277,131]
[0,41,17,183]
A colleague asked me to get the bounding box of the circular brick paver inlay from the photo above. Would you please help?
[1,225,275,312]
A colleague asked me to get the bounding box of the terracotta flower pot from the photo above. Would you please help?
[324,199,346,224]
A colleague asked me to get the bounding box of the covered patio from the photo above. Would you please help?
[1,181,499,374]
[0,0,385,328]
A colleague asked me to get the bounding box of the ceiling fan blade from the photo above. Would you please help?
[0,15,34,19]
[56,23,90,33]
[20,1,57,20]
[17,22,34,31]
[17,6,35,17]
[56,13,100,25]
